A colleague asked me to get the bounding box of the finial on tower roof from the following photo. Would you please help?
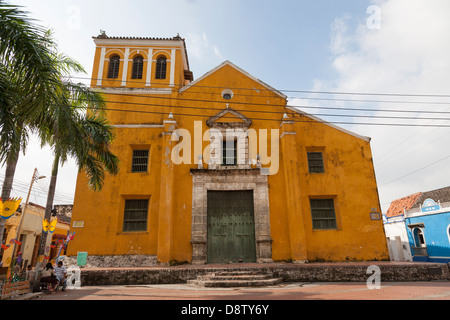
[98,30,107,38]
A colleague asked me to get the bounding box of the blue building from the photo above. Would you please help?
[402,187,450,263]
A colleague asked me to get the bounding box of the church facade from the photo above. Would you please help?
[66,33,389,266]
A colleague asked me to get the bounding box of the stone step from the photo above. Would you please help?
[213,270,270,276]
[187,270,283,288]
[187,277,283,288]
[197,274,272,281]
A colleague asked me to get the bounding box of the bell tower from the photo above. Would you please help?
[91,31,193,91]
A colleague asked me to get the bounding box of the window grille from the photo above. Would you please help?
[222,140,237,166]
[123,199,148,232]
[307,152,325,173]
[131,55,144,79]
[155,56,167,79]
[131,149,149,172]
[310,199,337,230]
[107,55,120,79]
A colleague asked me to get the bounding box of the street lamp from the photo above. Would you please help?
[10,168,46,267]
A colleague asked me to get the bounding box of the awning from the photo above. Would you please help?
[407,222,425,229]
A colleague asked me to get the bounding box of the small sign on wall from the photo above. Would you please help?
[77,252,88,266]
[72,221,84,228]
[370,211,381,220]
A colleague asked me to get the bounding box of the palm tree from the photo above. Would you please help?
[0,2,118,245]
[38,110,119,259]
[0,2,58,243]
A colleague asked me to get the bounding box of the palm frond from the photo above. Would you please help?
[0,1,118,190]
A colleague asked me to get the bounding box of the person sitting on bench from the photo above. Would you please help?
[40,263,58,293]
[54,261,67,291]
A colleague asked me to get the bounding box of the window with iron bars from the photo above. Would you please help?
[131,55,144,79]
[309,199,337,230]
[155,56,167,79]
[307,152,325,173]
[131,149,149,172]
[123,199,149,232]
[107,55,120,79]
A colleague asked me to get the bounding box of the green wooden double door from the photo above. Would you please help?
[207,190,256,263]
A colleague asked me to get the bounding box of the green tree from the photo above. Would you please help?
[1,1,57,243]
[39,109,119,258]
[0,2,118,247]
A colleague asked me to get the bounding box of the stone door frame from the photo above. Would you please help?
[190,169,273,264]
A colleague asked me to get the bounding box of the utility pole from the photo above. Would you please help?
[10,168,46,267]
[37,155,60,264]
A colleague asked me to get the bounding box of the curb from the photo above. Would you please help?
[76,262,450,286]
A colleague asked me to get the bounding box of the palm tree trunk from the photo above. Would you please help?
[37,153,60,258]
[0,148,20,246]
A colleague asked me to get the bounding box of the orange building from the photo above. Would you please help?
[67,33,389,266]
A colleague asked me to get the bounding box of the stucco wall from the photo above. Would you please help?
[67,42,389,265]
[384,218,413,261]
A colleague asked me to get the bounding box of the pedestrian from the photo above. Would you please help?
[54,260,67,291]
[40,262,58,293]
[16,252,23,267]
[25,265,36,289]
[13,263,21,277]
[25,265,33,280]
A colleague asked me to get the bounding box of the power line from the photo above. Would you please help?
[83,89,450,184]
[65,85,450,124]
[66,76,450,126]
[5,184,72,204]
[73,95,450,121]
[70,75,450,106]
[5,183,73,203]
[70,97,450,128]
[67,75,450,98]
[284,90,450,98]
[373,101,450,166]
[0,173,74,203]
[375,126,450,167]
[288,96,450,106]
[33,178,75,198]
[83,89,450,116]
[81,105,450,127]
[381,154,450,186]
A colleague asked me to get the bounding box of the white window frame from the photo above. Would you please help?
[413,227,426,248]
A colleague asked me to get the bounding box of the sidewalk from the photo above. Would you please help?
[40,280,450,300]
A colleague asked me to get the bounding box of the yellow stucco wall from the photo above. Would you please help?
[67,37,389,263]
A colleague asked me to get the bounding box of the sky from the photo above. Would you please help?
[2,0,450,213]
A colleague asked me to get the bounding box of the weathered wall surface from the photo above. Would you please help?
[77,262,450,286]
[65,254,157,268]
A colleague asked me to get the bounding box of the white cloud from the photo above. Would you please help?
[185,32,209,60]
[329,15,352,55]
[185,32,226,73]
[306,0,450,211]
[213,45,225,61]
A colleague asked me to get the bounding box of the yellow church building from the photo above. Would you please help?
[66,33,389,266]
